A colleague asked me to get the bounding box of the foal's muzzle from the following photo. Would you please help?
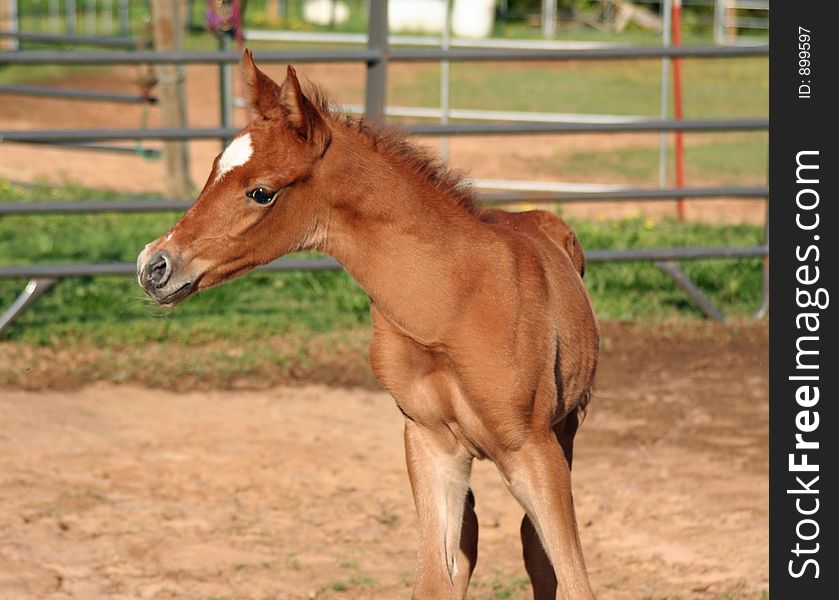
[137,249,195,306]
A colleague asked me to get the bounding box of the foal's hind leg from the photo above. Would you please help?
[520,411,580,599]
[455,489,479,599]
[404,419,477,599]
[501,420,593,599]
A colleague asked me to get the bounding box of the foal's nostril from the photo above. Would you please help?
[146,252,171,288]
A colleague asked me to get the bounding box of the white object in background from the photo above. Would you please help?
[452,0,495,39]
[302,0,350,26]
[389,0,446,34]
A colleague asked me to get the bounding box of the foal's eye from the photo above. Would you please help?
[246,187,275,205]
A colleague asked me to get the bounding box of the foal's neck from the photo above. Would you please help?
[321,130,490,345]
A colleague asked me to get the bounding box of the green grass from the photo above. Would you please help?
[384,57,767,120]
[469,572,532,599]
[314,557,377,597]
[0,189,370,346]
[574,215,764,320]
[555,133,768,185]
[0,178,764,347]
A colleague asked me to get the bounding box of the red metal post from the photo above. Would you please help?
[672,0,686,220]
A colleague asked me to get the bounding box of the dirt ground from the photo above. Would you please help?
[0,323,769,600]
[0,63,765,224]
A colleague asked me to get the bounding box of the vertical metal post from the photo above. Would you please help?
[754,167,769,320]
[439,0,451,162]
[219,32,234,148]
[118,0,129,36]
[541,0,556,38]
[671,0,686,220]
[713,0,726,45]
[658,0,672,189]
[364,0,388,119]
[66,0,77,35]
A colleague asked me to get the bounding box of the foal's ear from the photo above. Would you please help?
[279,65,331,157]
[241,52,331,156]
[241,49,284,120]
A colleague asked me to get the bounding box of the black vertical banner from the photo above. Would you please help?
[770,2,837,597]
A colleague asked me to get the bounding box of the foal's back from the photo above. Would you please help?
[480,208,586,277]
[480,208,599,419]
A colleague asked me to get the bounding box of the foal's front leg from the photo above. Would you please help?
[404,419,476,599]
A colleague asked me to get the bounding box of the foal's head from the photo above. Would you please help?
[137,51,333,306]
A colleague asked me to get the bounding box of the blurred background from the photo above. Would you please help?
[0,3,768,599]
[0,1,768,375]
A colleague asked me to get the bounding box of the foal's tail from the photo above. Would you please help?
[577,386,594,424]
[562,227,586,279]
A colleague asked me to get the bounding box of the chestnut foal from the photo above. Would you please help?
[137,52,599,599]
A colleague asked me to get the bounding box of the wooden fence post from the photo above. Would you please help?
[266,0,282,22]
[1,0,19,51]
[150,0,193,198]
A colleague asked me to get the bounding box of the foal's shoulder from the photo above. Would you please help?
[477,209,586,278]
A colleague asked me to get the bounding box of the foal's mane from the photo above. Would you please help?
[307,86,477,215]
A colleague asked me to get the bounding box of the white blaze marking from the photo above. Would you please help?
[215,133,253,182]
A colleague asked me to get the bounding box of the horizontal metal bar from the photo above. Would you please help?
[480,186,769,203]
[0,84,156,104]
[0,44,767,66]
[730,0,769,9]
[0,258,342,278]
[476,179,633,194]
[0,49,382,65]
[389,44,769,61]
[731,18,770,29]
[244,29,622,50]
[0,117,768,143]
[42,142,162,157]
[0,199,192,215]
[0,246,769,279]
[0,128,237,142]
[0,187,769,216]
[408,118,768,135]
[0,30,140,48]
[341,103,649,124]
[585,246,767,262]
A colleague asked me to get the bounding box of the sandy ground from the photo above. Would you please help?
[0,324,769,599]
[0,63,765,224]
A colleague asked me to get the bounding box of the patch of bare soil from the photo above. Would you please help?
[0,323,768,599]
[0,64,764,224]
